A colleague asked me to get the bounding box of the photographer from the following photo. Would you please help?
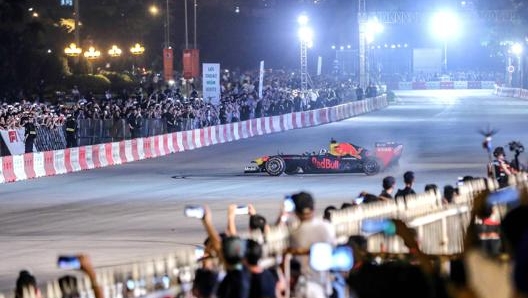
[491,147,517,188]
[508,141,525,172]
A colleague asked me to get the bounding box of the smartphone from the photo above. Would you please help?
[184,205,205,219]
[284,196,295,213]
[361,219,396,236]
[235,205,249,215]
[195,247,205,260]
[354,197,364,205]
[57,256,81,269]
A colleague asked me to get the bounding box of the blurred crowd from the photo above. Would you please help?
[12,169,528,298]
[0,70,369,133]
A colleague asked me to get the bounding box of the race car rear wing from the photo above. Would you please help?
[374,142,403,168]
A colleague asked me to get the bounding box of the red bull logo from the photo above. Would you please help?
[332,143,363,159]
[311,157,339,169]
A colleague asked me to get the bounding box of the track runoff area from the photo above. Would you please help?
[1,89,527,291]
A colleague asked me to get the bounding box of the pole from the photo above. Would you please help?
[444,40,447,74]
[184,0,189,49]
[193,0,197,48]
[74,0,80,64]
[165,0,170,48]
[517,54,524,89]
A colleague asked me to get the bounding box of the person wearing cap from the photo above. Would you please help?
[288,191,336,298]
[379,176,396,200]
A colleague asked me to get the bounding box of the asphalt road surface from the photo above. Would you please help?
[1,89,527,293]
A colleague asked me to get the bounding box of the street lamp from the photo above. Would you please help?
[64,43,82,56]
[298,13,313,97]
[84,46,101,74]
[130,43,145,75]
[84,46,101,59]
[430,11,461,74]
[108,45,122,57]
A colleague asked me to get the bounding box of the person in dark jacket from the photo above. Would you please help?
[65,114,77,148]
[24,117,37,153]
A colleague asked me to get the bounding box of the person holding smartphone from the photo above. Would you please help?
[288,192,336,298]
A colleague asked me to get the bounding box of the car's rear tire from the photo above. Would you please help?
[363,158,381,176]
[265,156,286,176]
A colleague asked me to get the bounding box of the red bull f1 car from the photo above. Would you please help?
[244,140,403,176]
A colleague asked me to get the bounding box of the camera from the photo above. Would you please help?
[57,256,81,269]
[508,141,524,154]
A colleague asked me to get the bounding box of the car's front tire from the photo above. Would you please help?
[265,156,286,176]
[363,158,381,176]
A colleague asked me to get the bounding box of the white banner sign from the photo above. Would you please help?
[0,128,26,155]
[202,63,221,105]
[258,61,264,99]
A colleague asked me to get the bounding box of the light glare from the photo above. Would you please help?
[430,11,461,40]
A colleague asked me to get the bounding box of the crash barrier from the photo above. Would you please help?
[0,95,388,183]
[5,173,527,298]
[494,86,528,99]
[387,81,496,90]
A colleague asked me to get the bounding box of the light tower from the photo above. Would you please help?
[298,14,313,97]
[358,0,367,88]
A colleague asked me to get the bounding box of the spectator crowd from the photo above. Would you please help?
[11,168,528,298]
[0,70,379,154]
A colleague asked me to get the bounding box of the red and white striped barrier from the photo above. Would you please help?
[494,86,528,99]
[0,95,388,183]
[388,81,496,90]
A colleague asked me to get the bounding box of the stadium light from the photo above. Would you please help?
[430,11,461,73]
[297,13,312,97]
[512,43,523,56]
[366,17,383,44]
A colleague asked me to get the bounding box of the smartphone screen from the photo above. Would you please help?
[184,206,205,219]
[284,196,295,212]
[235,205,249,215]
[57,256,81,269]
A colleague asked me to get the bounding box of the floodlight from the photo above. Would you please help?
[430,11,460,41]
[512,43,523,56]
[298,14,309,26]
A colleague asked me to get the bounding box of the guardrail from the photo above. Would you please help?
[387,81,496,90]
[494,86,528,99]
